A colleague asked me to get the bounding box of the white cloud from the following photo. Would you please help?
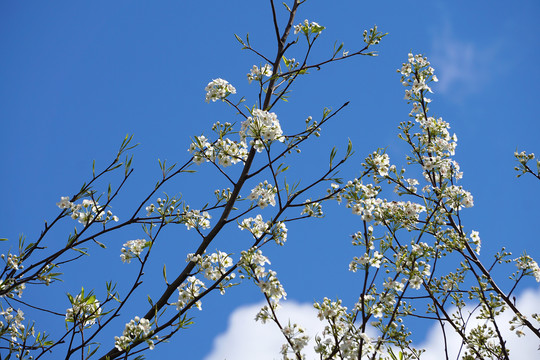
[430,23,501,100]
[205,288,540,359]
[204,300,324,360]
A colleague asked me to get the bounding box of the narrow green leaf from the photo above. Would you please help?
[93,239,107,249]
[234,34,245,46]
[163,264,168,284]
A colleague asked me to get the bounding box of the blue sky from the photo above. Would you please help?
[1,0,539,358]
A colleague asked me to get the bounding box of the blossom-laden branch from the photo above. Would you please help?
[259,53,539,360]
[2,1,538,360]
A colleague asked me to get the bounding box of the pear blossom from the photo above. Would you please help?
[114,316,156,351]
[247,181,277,208]
[204,78,236,103]
[183,209,211,230]
[174,276,205,311]
[294,19,325,36]
[247,64,272,83]
[515,254,540,282]
[470,230,481,255]
[120,239,147,264]
[240,109,284,148]
[65,293,101,327]
[1,308,26,342]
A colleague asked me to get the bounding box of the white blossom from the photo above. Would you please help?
[120,239,147,264]
[65,293,101,328]
[114,316,157,351]
[240,109,285,148]
[247,64,272,83]
[204,78,236,103]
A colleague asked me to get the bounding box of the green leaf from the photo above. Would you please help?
[72,247,89,256]
[87,345,100,358]
[24,242,35,252]
[125,154,134,176]
[346,138,353,156]
[93,239,107,249]
[329,147,337,168]
[234,34,246,47]
[282,56,290,67]
[163,264,168,284]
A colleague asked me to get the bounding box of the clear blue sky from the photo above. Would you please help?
[1,1,539,358]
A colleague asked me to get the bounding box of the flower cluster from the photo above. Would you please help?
[188,135,248,167]
[0,307,26,342]
[417,117,458,156]
[300,200,323,217]
[398,54,463,183]
[442,185,474,211]
[314,297,348,321]
[349,191,426,226]
[65,291,102,328]
[421,155,462,182]
[144,197,186,220]
[146,199,210,229]
[294,19,325,36]
[240,248,286,304]
[120,239,148,264]
[114,316,157,351]
[258,270,287,303]
[36,263,57,285]
[214,188,232,204]
[187,251,235,294]
[365,151,393,177]
[247,64,272,83]
[204,78,236,103]
[4,253,23,270]
[279,323,310,358]
[240,109,285,150]
[239,248,271,276]
[183,209,211,230]
[399,53,437,103]
[268,221,288,246]
[394,241,433,289]
[514,254,540,282]
[363,25,385,46]
[282,56,300,72]
[313,298,381,358]
[239,215,287,245]
[349,250,384,272]
[0,278,25,298]
[514,150,539,178]
[247,181,277,209]
[470,230,481,255]
[394,177,419,195]
[174,276,205,311]
[57,196,119,225]
[239,215,268,238]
